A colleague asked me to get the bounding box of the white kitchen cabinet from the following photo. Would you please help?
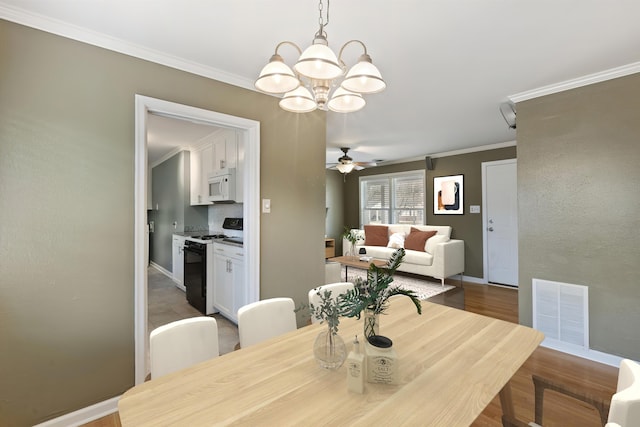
[172,235,186,290]
[212,129,238,174]
[190,143,213,205]
[212,242,245,323]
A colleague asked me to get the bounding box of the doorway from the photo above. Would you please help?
[134,95,261,384]
[482,159,518,287]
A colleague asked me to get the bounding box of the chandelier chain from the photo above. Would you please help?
[318,0,330,31]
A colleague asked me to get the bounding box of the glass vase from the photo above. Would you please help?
[363,309,379,339]
[313,329,347,370]
[349,242,358,257]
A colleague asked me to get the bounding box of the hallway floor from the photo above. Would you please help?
[148,266,239,355]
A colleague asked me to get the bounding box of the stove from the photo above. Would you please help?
[190,234,227,240]
[182,217,243,315]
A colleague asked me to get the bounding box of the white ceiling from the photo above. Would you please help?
[146,114,222,166]
[3,1,639,166]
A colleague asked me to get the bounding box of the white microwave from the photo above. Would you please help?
[208,168,236,202]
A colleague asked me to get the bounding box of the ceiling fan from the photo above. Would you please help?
[328,147,377,175]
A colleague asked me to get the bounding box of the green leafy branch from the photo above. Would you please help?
[338,248,422,318]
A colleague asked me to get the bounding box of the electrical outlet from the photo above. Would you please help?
[470,205,480,214]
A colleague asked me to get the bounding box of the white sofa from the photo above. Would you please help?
[343,224,464,285]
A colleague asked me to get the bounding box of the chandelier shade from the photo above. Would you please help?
[254,0,385,114]
[279,86,317,113]
[254,54,300,94]
[341,54,386,94]
[327,87,365,113]
[293,38,343,81]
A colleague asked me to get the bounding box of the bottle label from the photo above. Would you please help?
[348,361,362,378]
[368,356,395,384]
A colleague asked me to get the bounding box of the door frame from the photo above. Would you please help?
[481,158,517,284]
[134,95,260,384]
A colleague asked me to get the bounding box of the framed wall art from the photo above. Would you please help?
[433,174,464,215]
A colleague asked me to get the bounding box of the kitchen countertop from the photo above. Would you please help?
[173,232,243,247]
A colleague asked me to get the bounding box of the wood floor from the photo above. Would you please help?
[82,283,618,427]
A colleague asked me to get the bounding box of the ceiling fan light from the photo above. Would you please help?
[294,38,343,81]
[279,86,317,113]
[327,87,365,113]
[336,162,355,174]
[255,54,300,94]
[341,54,386,94]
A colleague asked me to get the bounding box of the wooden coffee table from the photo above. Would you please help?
[329,255,388,281]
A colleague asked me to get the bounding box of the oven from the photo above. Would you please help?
[183,240,207,314]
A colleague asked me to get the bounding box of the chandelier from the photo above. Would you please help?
[254,0,386,113]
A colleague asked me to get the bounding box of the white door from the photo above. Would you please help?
[482,159,518,286]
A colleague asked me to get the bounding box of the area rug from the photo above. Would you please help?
[342,267,455,300]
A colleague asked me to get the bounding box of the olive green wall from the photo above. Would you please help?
[325,170,345,254]
[517,73,640,360]
[343,148,516,278]
[0,20,325,425]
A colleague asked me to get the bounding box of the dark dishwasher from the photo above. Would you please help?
[183,240,207,314]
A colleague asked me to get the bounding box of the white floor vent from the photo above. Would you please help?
[532,279,589,350]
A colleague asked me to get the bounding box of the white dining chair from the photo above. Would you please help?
[606,358,640,427]
[237,297,297,348]
[503,358,640,427]
[308,282,354,324]
[149,316,219,379]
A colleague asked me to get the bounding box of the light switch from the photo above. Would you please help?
[470,205,480,214]
[262,198,271,213]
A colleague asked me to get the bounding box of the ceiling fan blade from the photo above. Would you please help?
[354,165,365,171]
[355,161,377,167]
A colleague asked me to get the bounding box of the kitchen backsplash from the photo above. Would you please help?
[184,224,209,232]
[208,203,243,232]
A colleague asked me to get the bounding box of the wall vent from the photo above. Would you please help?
[532,279,589,350]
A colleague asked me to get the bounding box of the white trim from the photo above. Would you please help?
[427,140,517,159]
[461,274,485,284]
[134,95,149,386]
[386,140,517,166]
[540,340,623,368]
[33,396,119,427]
[134,95,260,385]
[358,170,425,227]
[509,62,640,103]
[149,261,172,279]
[0,4,254,91]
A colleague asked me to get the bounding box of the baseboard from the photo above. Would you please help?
[33,396,120,427]
[461,274,485,284]
[540,340,623,368]
[149,261,172,279]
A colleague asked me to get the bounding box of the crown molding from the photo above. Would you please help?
[381,140,517,166]
[0,3,255,91]
[509,62,640,103]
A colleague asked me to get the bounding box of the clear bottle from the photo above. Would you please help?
[346,335,365,393]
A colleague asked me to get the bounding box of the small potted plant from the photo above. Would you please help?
[341,226,359,256]
[339,248,422,338]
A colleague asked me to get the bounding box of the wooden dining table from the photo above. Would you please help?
[118,297,543,426]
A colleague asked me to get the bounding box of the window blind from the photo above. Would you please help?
[360,171,425,226]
